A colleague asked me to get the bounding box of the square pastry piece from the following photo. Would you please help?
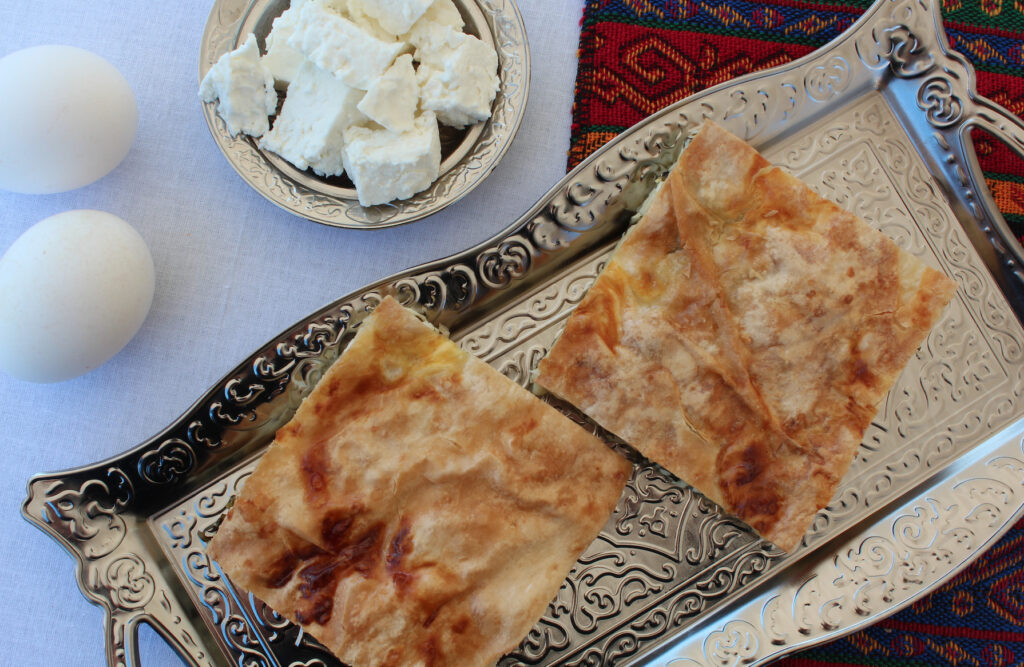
[536,122,957,552]
[207,297,631,666]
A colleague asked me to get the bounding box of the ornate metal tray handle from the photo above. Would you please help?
[24,472,207,666]
[855,2,1024,319]
[940,91,1024,315]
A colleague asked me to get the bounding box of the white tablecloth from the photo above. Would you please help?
[0,1,582,664]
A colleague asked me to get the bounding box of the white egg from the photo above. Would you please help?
[0,45,138,194]
[0,210,155,383]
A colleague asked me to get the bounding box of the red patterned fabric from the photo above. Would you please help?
[568,1,1024,664]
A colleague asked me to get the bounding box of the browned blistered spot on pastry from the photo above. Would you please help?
[350,371,394,398]
[264,542,324,589]
[321,505,364,551]
[451,615,471,634]
[738,496,782,524]
[826,215,860,252]
[412,382,442,401]
[380,651,403,667]
[852,359,875,387]
[423,604,442,628]
[265,553,299,589]
[420,635,439,666]
[298,557,340,597]
[381,648,402,667]
[733,441,765,486]
[386,519,415,593]
[291,521,384,625]
[301,440,329,505]
[747,511,780,537]
[389,570,412,593]
[342,523,384,577]
[718,436,783,533]
[294,594,333,626]
[783,413,807,435]
[509,416,539,440]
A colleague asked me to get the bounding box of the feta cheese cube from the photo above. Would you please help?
[259,61,366,177]
[347,0,433,36]
[342,112,441,206]
[417,33,499,128]
[403,0,464,53]
[335,0,403,41]
[262,2,309,85]
[357,54,418,133]
[288,0,405,90]
[199,34,278,137]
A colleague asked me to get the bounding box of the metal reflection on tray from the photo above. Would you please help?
[23,0,1024,664]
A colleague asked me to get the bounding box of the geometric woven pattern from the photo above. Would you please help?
[569,1,1024,663]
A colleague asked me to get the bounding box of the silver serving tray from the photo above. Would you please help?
[199,0,530,229]
[24,0,1024,664]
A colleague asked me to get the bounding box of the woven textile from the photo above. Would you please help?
[568,1,1024,664]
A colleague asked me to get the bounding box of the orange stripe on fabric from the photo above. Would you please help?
[986,179,1024,217]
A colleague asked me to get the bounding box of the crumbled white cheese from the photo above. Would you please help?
[199,34,278,137]
[357,54,418,132]
[342,112,441,206]
[261,2,309,85]
[265,1,395,85]
[287,0,405,90]
[417,31,499,128]
[259,61,366,177]
[201,0,502,206]
[348,0,433,36]
[333,0,401,42]
[403,0,464,53]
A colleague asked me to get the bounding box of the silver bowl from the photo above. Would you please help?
[198,0,530,229]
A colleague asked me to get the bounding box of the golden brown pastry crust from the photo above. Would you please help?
[207,296,632,667]
[536,121,957,552]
